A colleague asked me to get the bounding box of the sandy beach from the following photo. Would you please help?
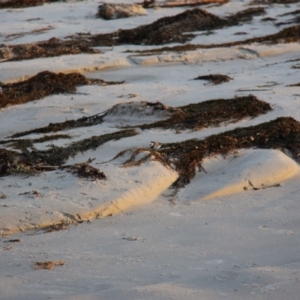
[1,0,300,298]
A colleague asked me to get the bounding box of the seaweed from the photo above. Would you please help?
[64,158,107,181]
[0,129,138,176]
[135,95,272,131]
[0,71,124,109]
[91,7,265,46]
[120,117,300,188]
[0,7,266,62]
[0,37,99,62]
[250,0,300,4]
[287,82,300,87]
[0,0,59,9]
[129,25,300,55]
[193,74,233,85]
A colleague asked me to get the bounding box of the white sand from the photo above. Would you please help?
[1,0,300,299]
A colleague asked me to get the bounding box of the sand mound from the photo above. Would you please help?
[0,159,178,235]
[103,101,175,125]
[97,3,147,20]
[181,149,300,201]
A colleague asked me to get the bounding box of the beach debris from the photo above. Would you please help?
[122,236,140,241]
[287,82,300,87]
[9,101,172,138]
[0,129,137,176]
[97,3,147,20]
[275,9,300,26]
[43,223,69,233]
[194,74,233,85]
[244,182,281,191]
[19,190,41,197]
[0,7,267,62]
[0,0,57,9]
[250,0,299,5]
[117,93,137,99]
[4,26,54,42]
[136,95,272,131]
[35,260,65,270]
[3,239,20,243]
[0,37,99,62]
[0,71,124,109]
[131,25,300,55]
[93,7,265,46]
[115,117,300,187]
[1,245,12,251]
[141,0,229,8]
[234,31,248,35]
[64,158,107,181]
[104,101,176,125]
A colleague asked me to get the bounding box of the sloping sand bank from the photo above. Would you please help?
[0,160,178,235]
[180,149,300,201]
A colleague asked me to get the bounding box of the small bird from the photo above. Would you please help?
[149,141,162,149]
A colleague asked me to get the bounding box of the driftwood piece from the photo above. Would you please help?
[141,0,229,8]
[97,3,147,20]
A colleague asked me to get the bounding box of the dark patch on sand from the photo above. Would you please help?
[0,71,124,109]
[91,7,265,46]
[134,95,272,131]
[64,158,107,181]
[0,134,71,154]
[234,31,248,35]
[250,0,300,4]
[260,17,276,23]
[9,113,106,139]
[0,37,99,62]
[0,0,59,9]
[287,82,300,87]
[276,9,300,26]
[193,74,233,85]
[8,101,171,138]
[0,129,137,176]
[129,25,300,55]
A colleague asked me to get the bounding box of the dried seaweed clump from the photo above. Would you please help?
[0,71,123,109]
[122,117,300,188]
[138,95,272,131]
[92,8,225,45]
[9,101,163,138]
[132,25,300,55]
[194,74,233,85]
[66,159,106,181]
[0,7,266,61]
[250,0,299,4]
[30,129,137,166]
[71,163,106,180]
[0,129,138,176]
[0,0,58,9]
[92,7,264,46]
[0,37,99,62]
[287,82,300,87]
[10,113,106,138]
